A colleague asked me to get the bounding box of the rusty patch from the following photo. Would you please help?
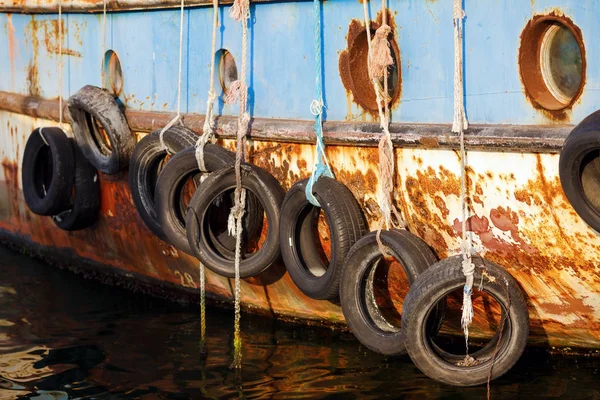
[339,10,401,118]
[518,12,586,122]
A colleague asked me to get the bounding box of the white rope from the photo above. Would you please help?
[362,0,404,256]
[195,0,219,172]
[228,0,251,370]
[101,0,107,83]
[159,0,186,151]
[58,0,63,129]
[452,0,474,347]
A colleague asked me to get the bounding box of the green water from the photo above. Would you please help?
[0,245,598,399]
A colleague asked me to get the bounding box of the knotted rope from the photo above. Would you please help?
[195,0,219,172]
[195,0,220,359]
[363,0,404,256]
[226,0,251,370]
[58,0,63,129]
[159,0,186,151]
[452,0,474,347]
[305,0,334,207]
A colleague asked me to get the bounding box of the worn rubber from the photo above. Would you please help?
[279,177,367,299]
[339,229,438,356]
[53,139,100,231]
[559,110,600,232]
[22,127,75,216]
[402,255,529,386]
[68,85,134,174]
[186,163,285,278]
[129,126,198,241]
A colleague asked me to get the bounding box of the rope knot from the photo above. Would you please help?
[227,188,247,237]
[369,24,394,80]
[229,0,250,21]
[225,80,246,105]
[310,99,325,116]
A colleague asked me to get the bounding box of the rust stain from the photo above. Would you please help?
[7,14,15,85]
[519,12,586,123]
[339,10,401,118]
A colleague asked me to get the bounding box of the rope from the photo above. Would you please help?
[199,262,207,355]
[159,0,186,151]
[227,0,251,370]
[195,0,219,172]
[362,0,404,256]
[305,0,334,207]
[101,0,107,83]
[58,0,63,128]
[452,0,474,348]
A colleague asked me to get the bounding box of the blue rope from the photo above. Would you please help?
[305,0,334,207]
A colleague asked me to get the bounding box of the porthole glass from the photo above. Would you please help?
[540,24,583,105]
[102,50,123,97]
[217,50,238,94]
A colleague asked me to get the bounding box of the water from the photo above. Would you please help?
[0,245,598,400]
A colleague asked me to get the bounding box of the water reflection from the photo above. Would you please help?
[0,245,598,399]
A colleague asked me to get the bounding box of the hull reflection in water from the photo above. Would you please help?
[0,245,598,399]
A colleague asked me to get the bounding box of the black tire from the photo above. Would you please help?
[53,139,100,231]
[154,145,263,255]
[559,110,600,232]
[68,85,134,174]
[279,177,368,299]
[129,126,198,241]
[339,229,438,356]
[402,255,529,386]
[186,163,285,278]
[22,127,75,216]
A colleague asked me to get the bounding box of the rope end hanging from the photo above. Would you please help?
[369,24,394,81]
[229,0,250,21]
[225,80,246,105]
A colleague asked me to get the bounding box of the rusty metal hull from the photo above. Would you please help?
[1,109,600,350]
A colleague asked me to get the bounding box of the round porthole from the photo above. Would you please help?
[519,15,585,111]
[102,50,123,97]
[216,49,238,95]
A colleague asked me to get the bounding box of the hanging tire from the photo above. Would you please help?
[402,255,529,386]
[53,139,100,231]
[154,145,263,255]
[559,110,600,232]
[68,85,134,174]
[279,177,368,299]
[22,127,75,216]
[129,126,198,241]
[186,163,285,278]
[339,229,440,356]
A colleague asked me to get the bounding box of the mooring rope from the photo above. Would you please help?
[452,0,474,349]
[305,0,334,207]
[362,0,404,256]
[101,0,107,83]
[57,0,63,129]
[195,0,220,357]
[226,0,251,370]
[159,0,186,151]
[195,0,219,172]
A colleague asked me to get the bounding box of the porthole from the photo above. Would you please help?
[519,15,585,111]
[339,19,401,115]
[216,49,238,95]
[102,50,123,97]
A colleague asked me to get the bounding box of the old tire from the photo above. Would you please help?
[559,110,600,232]
[22,127,75,216]
[402,255,529,386]
[186,164,285,278]
[279,177,368,299]
[68,85,134,174]
[129,126,198,241]
[339,229,439,356]
[53,139,100,231]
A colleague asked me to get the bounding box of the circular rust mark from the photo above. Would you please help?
[339,11,402,116]
[519,13,586,120]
